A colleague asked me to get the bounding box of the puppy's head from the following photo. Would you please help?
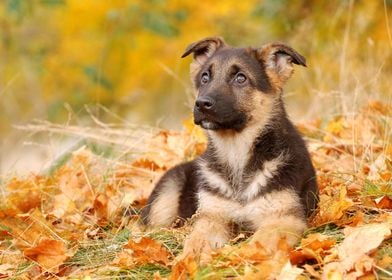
[181,37,306,132]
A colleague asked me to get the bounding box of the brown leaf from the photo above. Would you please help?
[23,239,68,273]
[113,237,171,268]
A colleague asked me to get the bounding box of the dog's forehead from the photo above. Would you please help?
[209,47,259,70]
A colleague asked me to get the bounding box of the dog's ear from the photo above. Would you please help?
[257,43,306,90]
[181,37,226,65]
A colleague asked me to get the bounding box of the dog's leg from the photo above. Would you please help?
[250,214,306,253]
[141,176,182,228]
[247,189,307,253]
[141,161,198,228]
[180,190,234,258]
[182,213,230,258]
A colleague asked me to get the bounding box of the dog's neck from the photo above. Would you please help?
[205,100,289,185]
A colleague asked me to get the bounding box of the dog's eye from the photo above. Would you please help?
[234,73,247,84]
[201,72,210,84]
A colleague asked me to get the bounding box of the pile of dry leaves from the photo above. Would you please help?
[0,101,391,279]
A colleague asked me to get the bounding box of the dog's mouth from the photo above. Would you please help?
[194,106,249,131]
[200,120,221,130]
[194,115,248,131]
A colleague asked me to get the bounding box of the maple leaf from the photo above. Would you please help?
[23,239,68,273]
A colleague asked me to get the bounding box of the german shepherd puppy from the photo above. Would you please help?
[141,37,318,257]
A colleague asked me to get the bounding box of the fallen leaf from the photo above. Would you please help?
[170,255,197,280]
[374,195,392,209]
[0,264,15,278]
[313,186,354,224]
[338,223,391,272]
[300,233,336,251]
[24,239,68,273]
[303,264,321,279]
[277,261,304,280]
[289,248,320,265]
[113,237,171,268]
[93,193,108,221]
[290,233,337,265]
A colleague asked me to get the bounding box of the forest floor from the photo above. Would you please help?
[0,101,391,279]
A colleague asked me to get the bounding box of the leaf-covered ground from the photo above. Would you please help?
[0,101,391,279]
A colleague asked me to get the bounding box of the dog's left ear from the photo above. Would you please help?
[182,37,227,83]
[181,37,226,65]
[257,43,306,90]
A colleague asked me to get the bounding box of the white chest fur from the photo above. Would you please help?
[198,153,285,202]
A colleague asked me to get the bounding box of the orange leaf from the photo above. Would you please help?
[374,195,392,209]
[170,255,197,280]
[24,239,68,273]
[300,233,336,251]
[289,248,320,265]
[93,193,108,221]
[113,237,171,268]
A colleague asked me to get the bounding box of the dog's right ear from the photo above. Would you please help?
[256,43,306,91]
[181,37,226,65]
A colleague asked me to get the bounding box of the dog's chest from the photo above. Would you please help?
[197,188,300,229]
[198,154,284,202]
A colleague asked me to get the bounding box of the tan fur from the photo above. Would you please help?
[251,215,307,253]
[188,37,226,84]
[148,178,180,227]
[182,188,305,256]
[197,189,303,224]
[206,90,278,187]
[182,213,229,257]
[257,44,296,91]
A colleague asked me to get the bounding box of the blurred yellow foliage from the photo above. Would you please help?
[0,0,391,139]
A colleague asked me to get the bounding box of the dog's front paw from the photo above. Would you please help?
[178,217,229,262]
[182,232,212,257]
[251,215,307,253]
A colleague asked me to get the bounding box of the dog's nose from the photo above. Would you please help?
[195,97,215,111]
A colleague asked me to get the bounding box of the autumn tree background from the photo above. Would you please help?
[1,0,391,173]
[0,1,391,279]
